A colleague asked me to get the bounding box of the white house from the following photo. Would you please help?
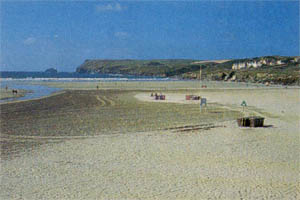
[253,61,262,68]
[261,59,267,65]
[246,62,254,68]
[232,63,238,70]
[232,62,248,70]
[246,61,262,68]
[268,60,276,66]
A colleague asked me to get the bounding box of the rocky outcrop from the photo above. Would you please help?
[45,68,58,74]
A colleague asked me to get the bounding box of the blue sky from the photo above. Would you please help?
[1,1,299,71]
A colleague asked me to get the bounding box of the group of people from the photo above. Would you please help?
[5,85,18,94]
[150,93,166,100]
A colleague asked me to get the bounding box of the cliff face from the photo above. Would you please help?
[76,56,300,85]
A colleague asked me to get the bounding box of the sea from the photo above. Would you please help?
[0,71,168,81]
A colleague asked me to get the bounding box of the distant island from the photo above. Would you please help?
[76,56,300,85]
[45,68,58,74]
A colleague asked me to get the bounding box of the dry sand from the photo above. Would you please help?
[192,60,230,64]
[135,93,201,104]
[1,88,299,199]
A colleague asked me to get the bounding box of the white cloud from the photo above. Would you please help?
[95,3,124,12]
[23,37,36,45]
[114,32,129,39]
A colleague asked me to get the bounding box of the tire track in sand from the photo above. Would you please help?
[95,95,107,106]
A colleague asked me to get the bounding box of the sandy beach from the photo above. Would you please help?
[0,85,299,199]
[2,1,299,199]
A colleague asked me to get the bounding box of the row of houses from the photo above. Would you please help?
[232,59,284,70]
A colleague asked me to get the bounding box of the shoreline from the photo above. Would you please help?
[3,78,298,86]
[24,79,299,90]
[0,88,30,100]
[0,90,65,105]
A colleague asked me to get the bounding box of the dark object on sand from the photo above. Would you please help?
[155,94,165,100]
[193,96,200,100]
[186,95,191,100]
[186,95,200,100]
[200,98,207,107]
[12,89,18,94]
[237,116,264,127]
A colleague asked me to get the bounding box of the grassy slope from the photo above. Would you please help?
[76,59,201,77]
[76,56,300,85]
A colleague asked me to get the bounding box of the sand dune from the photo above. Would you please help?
[192,59,230,64]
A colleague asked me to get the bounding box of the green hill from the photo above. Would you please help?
[76,56,300,85]
[76,59,201,77]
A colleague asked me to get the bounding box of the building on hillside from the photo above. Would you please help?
[256,61,263,67]
[246,61,262,68]
[232,62,247,70]
[246,62,253,68]
[268,60,276,66]
[261,59,267,65]
[232,58,288,70]
[261,58,277,66]
[276,60,283,65]
[232,63,238,70]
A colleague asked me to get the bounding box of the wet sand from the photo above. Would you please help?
[0,88,299,199]
[0,88,28,100]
